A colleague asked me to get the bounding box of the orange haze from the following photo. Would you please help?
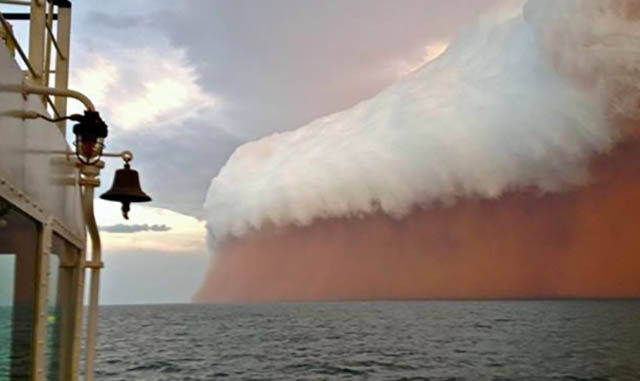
[195,135,640,302]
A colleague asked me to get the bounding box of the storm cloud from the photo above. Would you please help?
[203,0,640,242]
[196,0,640,301]
[71,0,497,218]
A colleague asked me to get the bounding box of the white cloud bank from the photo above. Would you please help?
[204,0,640,242]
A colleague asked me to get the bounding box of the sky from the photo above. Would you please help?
[66,1,497,304]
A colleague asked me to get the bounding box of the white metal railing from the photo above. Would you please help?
[0,1,31,6]
[0,2,95,381]
[0,11,40,77]
[0,0,71,130]
[0,81,105,381]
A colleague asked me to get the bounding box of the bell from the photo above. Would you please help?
[100,163,151,219]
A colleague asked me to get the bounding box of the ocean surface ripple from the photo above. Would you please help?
[93,301,640,380]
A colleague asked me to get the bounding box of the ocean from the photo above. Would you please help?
[94,301,640,380]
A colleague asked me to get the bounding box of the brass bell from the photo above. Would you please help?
[100,162,151,219]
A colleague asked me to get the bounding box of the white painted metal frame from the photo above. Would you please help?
[0,176,84,248]
[0,85,104,381]
[1,2,107,380]
[0,175,85,380]
[0,0,72,123]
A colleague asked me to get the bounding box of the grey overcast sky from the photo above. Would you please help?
[67,0,496,304]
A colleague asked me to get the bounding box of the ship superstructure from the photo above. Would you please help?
[0,1,147,379]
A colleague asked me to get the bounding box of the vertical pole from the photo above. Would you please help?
[28,0,46,84]
[70,237,85,381]
[85,257,100,381]
[43,0,54,88]
[55,2,72,135]
[32,218,52,381]
[79,163,102,381]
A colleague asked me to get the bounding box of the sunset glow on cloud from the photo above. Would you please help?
[95,200,205,255]
[71,48,216,132]
[393,41,450,77]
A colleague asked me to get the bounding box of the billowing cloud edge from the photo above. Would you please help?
[203,0,640,244]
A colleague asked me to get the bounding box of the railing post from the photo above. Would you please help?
[28,0,46,84]
[42,0,54,88]
[55,1,72,135]
[70,240,85,381]
[32,217,53,381]
[79,162,103,381]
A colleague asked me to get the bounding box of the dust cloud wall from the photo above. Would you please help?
[194,138,640,301]
[195,0,640,302]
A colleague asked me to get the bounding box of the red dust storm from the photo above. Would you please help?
[195,133,640,302]
[195,0,640,302]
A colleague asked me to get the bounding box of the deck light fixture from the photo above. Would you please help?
[71,110,108,165]
[11,109,108,165]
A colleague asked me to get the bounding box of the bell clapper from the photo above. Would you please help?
[121,202,130,220]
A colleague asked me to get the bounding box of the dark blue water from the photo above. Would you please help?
[95,301,640,380]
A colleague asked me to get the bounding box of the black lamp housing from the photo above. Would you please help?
[72,110,108,165]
